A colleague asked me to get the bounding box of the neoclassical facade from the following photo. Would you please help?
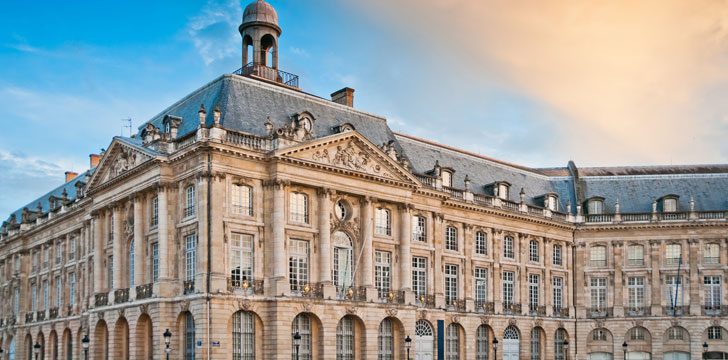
[1,1,728,360]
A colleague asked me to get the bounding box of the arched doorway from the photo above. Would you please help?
[94,320,108,360]
[414,320,434,360]
[377,317,404,360]
[49,331,57,360]
[24,334,32,360]
[135,314,153,360]
[503,325,520,360]
[530,327,544,360]
[37,332,45,360]
[231,310,263,359]
[292,312,324,360]
[705,353,728,360]
[114,317,129,359]
[476,325,492,360]
[62,329,71,360]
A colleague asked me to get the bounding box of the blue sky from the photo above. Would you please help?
[1,0,727,218]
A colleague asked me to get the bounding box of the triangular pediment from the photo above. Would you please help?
[87,138,158,190]
[274,132,420,185]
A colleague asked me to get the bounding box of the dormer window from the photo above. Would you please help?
[587,198,604,215]
[442,170,452,188]
[164,121,170,134]
[543,193,558,211]
[496,182,511,200]
[662,196,678,212]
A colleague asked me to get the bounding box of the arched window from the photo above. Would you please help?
[588,198,604,214]
[377,318,393,360]
[445,324,459,360]
[332,232,353,293]
[476,325,489,360]
[530,328,542,360]
[708,326,723,340]
[592,328,607,341]
[232,311,255,359]
[529,240,539,262]
[185,312,195,360]
[292,314,311,360]
[666,327,686,341]
[554,328,567,360]
[336,316,354,360]
[504,326,519,339]
[503,236,514,259]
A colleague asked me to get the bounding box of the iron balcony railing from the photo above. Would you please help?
[94,293,108,307]
[446,298,466,312]
[36,310,46,322]
[627,306,651,317]
[183,280,195,295]
[588,307,613,318]
[49,307,58,320]
[416,294,436,308]
[25,312,33,323]
[665,305,689,316]
[503,303,522,315]
[529,305,546,316]
[115,288,130,304]
[553,306,569,318]
[476,301,495,314]
[703,305,728,316]
[136,283,153,300]
[234,63,299,88]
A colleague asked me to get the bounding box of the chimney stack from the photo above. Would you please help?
[89,154,101,168]
[65,171,78,183]
[331,88,355,107]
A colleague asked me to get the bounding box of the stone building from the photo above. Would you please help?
[1,1,728,359]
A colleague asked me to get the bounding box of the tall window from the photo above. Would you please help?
[666,244,682,265]
[33,252,38,272]
[43,280,48,310]
[441,170,452,188]
[55,276,61,308]
[289,239,309,291]
[232,311,255,360]
[503,271,514,306]
[413,216,426,242]
[498,183,510,200]
[109,214,115,244]
[292,314,312,360]
[336,316,354,360]
[289,192,309,224]
[529,241,539,262]
[108,256,114,289]
[666,275,683,308]
[185,185,196,217]
[69,272,76,307]
[56,243,62,264]
[590,246,606,267]
[129,242,135,286]
[375,251,391,299]
[627,277,645,312]
[31,283,37,312]
[444,264,458,305]
[231,233,254,287]
[378,318,394,360]
[185,235,196,281]
[231,184,253,216]
[554,329,566,360]
[152,243,159,281]
[590,278,607,311]
[529,274,540,310]
[708,326,723,340]
[69,237,76,261]
[476,325,489,360]
[553,244,563,266]
[627,245,644,266]
[151,196,159,226]
[446,324,459,360]
[475,231,487,255]
[503,236,514,259]
[704,276,722,309]
[553,277,563,309]
[14,287,19,315]
[332,232,353,291]
[530,328,541,360]
[588,199,603,214]
[445,226,458,251]
[375,208,391,236]
[704,243,720,264]
[185,312,195,360]
[475,268,488,304]
[412,257,427,298]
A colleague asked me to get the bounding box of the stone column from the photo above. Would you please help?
[574,243,586,317]
[93,211,104,294]
[433,213,444,307]
[518,234,528,314]
[650,240,662,315]
[360,197,374,301]
[133,195,144,287]
[112,204,123,291]
[157,185,170,281]
[463,224,473,311]
[613,241,624,317]
[544,238,553,316]
[399,204,412,291]
[318,189,332,284]
[688,239,701,315]
[267,179,287,295]
[493,230,502,313]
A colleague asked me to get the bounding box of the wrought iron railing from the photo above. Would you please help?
[627,306,650,317]
[703,305,728,316]
[446,298,466,312]
[665,305,689,316]
[416,294,436,308]
[334,285,367,302]
[227,278,264,295]
[36,310,45,321]
[7,316,16,326]
[553,306,569,318]
[503,303,522,315]
[94,293,108,307]
[49,307,58,319]
[183,281,195,295]
[588,307,613,318]
[379,290,406,304]
[136,283,153,300]
[234,63,299,88]
[529,305,546,316]
[115,288,130,304]
[25,312,33,323]
[476,301,495,314]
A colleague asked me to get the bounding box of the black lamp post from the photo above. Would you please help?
[492,338,498,359]
[703,342,709,359]
[33,342,40,360]
[292,331,301,360]
[163,329,172,360]
[622,341,628,360]
[0,345,4,360]
[404,335,412,360]
[563,340,569,360]
[81,335,89,360]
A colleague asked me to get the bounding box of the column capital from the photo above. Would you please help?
[648,239,661,247]
[317,187,335,198]
[397,203,414,211]
[360,196,376,205]
[263,178,288,189]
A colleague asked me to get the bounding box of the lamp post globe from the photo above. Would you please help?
[492,338,498,359]
[404,335,412,360]
[293,331,301,360]
[82,335,89,360]
[163,329,172,360]
[703,342,709,359]
[622,341,628,359]
[33,342,40,360]
[563,340,569,360]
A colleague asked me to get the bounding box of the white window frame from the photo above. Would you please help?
[289,192,309,224]
[231,184,253,216]
[378,318,394,360]
[375,208,391,236]
[663,198,677,212]
[129,241,135,287]
[446,324,460,360]
[553,277,563,309]
[445,226,458,251]
[590,277,607,311]
[666,244,682,265]
[704,275,722,309]
[185,185,196,217]
[529,240,539,262]
[529,274,540,310]
[413,215,426,242]
[444,264,458,305]
[502,271,515,306]
[185,235,196,281]
[442,170,452,188]
[152,243,159,281]
[708,326,723,340]
[232,311,255,359]
[69,272,76,307]
[627,277,645,312]
[55,276,62,308]
[412,257,427,297]
[590,246,607,267]
[475,231,487,255]
[336,316,354,359]
[627,245,644,266]
[108,256,113,289]
[69,237,76,261]
[151,196,159,226]
[503,236,514,259]
[553,244,563,266]
[475,268,488,304]
[588,199,604,214]
[289,239,309,292]
[375,251,391,299]
[666,275,683,308]
[231,233,254,287]
[704,243,720,264]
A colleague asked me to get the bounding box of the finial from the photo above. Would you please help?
[615,199,620,214]
[464,175,471,192]
[264,116,273,136]
[198,104,207,126]
[690,196,695,211]
[213,103,221,126]
[519,188,525,203]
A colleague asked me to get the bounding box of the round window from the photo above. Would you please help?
[336,200,347,220]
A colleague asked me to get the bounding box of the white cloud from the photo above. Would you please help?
[289,47,310,57]
[186,0,242,65]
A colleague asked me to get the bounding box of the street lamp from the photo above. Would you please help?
[404,335,412,360]
[622,341,628,360]
[703,342,709,359]
[33,342,40,360]
[563,340,569,360]
[292,331,301,360]
[492,338,498,359]
[163,329,172,360]
[81,335,89,360]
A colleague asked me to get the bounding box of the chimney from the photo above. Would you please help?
[65,171,78,183]
[89,154,101,168]
[331,88,355,107]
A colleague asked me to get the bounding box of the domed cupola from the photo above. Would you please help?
[241,0,280,30]
[239,0,282,69]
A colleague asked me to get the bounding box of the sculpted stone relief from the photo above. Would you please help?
[310,140,395,179]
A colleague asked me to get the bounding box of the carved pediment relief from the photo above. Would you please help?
[88,140,156,190]
[276,132,419,185]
